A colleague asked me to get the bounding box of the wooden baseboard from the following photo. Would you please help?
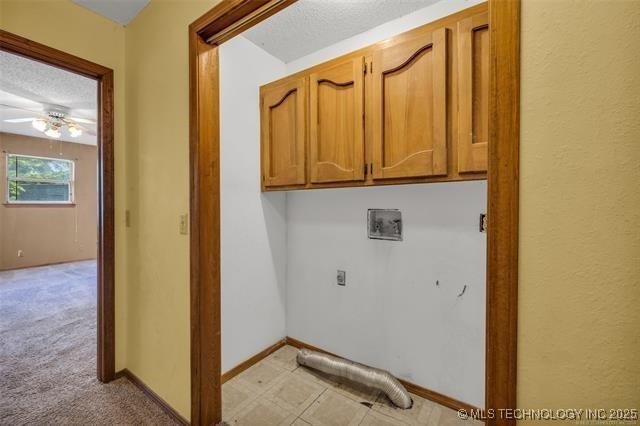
[285,336,481,416]
[221,339,286,383]
[0,257,96,272]
[398,379,480,416]
[115,369,189,425]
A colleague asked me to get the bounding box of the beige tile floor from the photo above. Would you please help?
[223,345,482,426]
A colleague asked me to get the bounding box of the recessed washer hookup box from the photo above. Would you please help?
[367,209,402,241]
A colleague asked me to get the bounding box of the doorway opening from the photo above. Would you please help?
[189,0,519,424]
[0,31,115,386]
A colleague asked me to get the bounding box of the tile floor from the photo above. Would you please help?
[223,345,481,426]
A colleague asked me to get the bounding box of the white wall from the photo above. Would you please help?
[283,0,486,408]
[219,36,288,372]
[287,183,486,407]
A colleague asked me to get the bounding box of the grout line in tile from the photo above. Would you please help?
[297,387,328,424]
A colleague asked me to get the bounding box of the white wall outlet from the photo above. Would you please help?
[337,270,346,286]
[179,214,189,235]
[17,250,24,257]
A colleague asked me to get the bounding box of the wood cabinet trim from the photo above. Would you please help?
[458,10,490,173]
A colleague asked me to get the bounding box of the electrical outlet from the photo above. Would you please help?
[179,214,189,235]
[337,270,346,286]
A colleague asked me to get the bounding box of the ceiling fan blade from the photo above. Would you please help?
[0,103,47,116]
[68,116,96,124]
[3,118,38,123]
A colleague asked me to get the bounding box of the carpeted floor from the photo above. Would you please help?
[0,260,177,425]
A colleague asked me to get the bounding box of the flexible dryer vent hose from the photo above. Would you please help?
[296,349,413,409]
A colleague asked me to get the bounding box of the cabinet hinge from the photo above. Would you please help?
[364,163,368,175]
[370,163,374,174]
[370,61,373,73]
[363,62,367,74]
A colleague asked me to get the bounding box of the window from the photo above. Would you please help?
[5,154,74,204]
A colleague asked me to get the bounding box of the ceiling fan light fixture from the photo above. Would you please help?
[32,119,47,132]
[68,125,82,137]
[44,126,61,138]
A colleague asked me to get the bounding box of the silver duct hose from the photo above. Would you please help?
[296,349,413,409]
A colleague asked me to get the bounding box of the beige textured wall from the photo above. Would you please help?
[0,133,97,270]
[124,0,219,418]
[0,0,128,370]
[519,0,640,414]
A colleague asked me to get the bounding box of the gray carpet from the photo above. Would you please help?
[0,261,177,425]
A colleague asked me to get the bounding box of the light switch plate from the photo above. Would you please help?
[179,214,189,235]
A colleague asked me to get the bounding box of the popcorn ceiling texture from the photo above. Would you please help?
[0,51,97,145]
[0,51,96,112]
[244,0,439,63]
[518,0,640,413]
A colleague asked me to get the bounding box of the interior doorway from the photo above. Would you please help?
[0,30,115,383]
[189,0,519,424]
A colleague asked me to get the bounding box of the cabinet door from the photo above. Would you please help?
[309,58,365,183]
[458,12,489,173]
[261,77,306,188]
[370,28,447,180]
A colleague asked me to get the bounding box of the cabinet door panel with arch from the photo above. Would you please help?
[260,76,307,188]
[309,57,365,184]
[368,28,448,180]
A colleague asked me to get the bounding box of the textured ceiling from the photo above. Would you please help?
[0,51,97,145]
[244,0,439,63]
[71,0,151,25]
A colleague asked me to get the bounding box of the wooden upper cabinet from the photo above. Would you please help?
[259,4,489,191]
[457,11,489,173]
[260,77,307,188]
[369,28,448,180]
[309,57,365,183]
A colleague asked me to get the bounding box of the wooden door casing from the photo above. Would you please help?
[309,57,365,183]
[260,76,307,188]
[458,11,489,173]
[370,28,448,180]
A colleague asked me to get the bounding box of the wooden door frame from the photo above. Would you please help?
[189,0,519,424]
[0,30,116,383]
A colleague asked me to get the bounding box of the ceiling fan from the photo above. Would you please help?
[1,103,96,139]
